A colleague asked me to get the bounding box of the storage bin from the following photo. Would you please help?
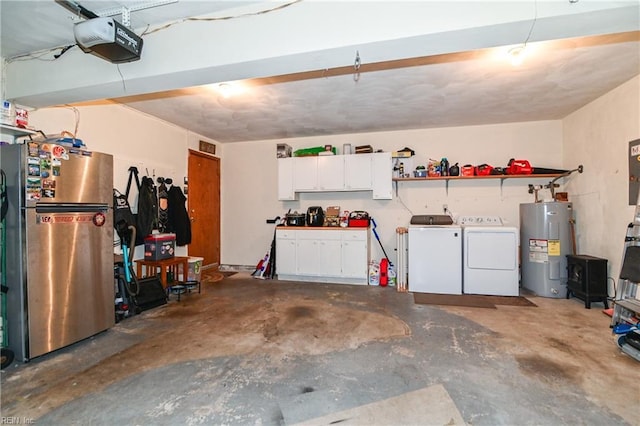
[179,256,204,282]
[348,219,370,227]
[144,233,176,261]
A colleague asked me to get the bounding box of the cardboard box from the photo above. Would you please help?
[324,205,341,227]
[392,151,413,158]
[277,143,292,158]
[144,233,176,261]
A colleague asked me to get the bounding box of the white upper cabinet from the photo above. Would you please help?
[293,156,318,191]
[371,152,392,200]
[277,157,296,200]
[317,155,345,190]
[344,154,372,190]
[278,152,392,200]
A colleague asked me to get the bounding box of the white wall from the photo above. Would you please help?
[222,120,564,266]
[27,103,217,258]
[24,75,638,277]
[563,75,640,288]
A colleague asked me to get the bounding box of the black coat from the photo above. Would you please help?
[167,186,192,246]
[136,176,158,245]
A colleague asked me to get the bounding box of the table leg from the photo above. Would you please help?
[161,268,168,289]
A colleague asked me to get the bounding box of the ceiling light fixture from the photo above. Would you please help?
[215,82,245,98]
[508,0,538,66]
[217,83,232,98]
[508,45,527,66]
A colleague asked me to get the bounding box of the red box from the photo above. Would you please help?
[348,219,370,227]
[144,233,176,261]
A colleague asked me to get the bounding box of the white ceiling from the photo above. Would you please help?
[1,1,639,143]
[121,35,640,142]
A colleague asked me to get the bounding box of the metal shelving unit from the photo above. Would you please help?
[610,187,640,361]
[0,124,36,139]
[611,188,640,328]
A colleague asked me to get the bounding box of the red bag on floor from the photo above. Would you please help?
[379,258,389,286]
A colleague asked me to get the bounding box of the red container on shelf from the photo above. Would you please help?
[461,165,475,176]
[474,164,494,176]
[506,159,533,175]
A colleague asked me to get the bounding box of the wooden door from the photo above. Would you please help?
[188,150,220,268]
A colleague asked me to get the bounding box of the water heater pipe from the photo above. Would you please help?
[546,165,584,200]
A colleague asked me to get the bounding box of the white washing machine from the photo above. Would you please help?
[460,216,519,296]
[408,224,462,294]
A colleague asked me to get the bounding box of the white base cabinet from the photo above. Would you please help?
[276,227,370,285]
[274,228,297,275]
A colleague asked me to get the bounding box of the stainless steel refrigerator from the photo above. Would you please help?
[1,141,114,362]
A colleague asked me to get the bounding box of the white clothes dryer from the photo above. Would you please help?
[460,216,519,296]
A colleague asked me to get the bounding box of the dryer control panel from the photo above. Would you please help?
[458,216,503,226]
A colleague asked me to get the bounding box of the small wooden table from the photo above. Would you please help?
[136,256,189,289]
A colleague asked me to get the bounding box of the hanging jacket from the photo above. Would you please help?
[157,182,169,233]
[167,185,192,246]
[136,176,158,245]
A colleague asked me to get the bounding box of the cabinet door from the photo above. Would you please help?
[296,237,320,275]
[317,156,345,190]
[342,231,369,278]
[371,152,392,199]
[276,230,297,275]
[344,154,372,190]
[318,236,342,276]
[296,231,342,276]
[293,157,318,191]
[277,158,296,200]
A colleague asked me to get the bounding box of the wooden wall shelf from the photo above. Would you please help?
[392,173,563,182]
[392,173,565,196]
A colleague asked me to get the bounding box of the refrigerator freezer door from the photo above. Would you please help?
[26,149,113,207]
[25,204,114,359]
[408,226,462,294]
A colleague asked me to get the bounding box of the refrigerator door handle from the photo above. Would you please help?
[35,203,109,213]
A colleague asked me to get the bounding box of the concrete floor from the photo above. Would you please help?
[1,272,638,425]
